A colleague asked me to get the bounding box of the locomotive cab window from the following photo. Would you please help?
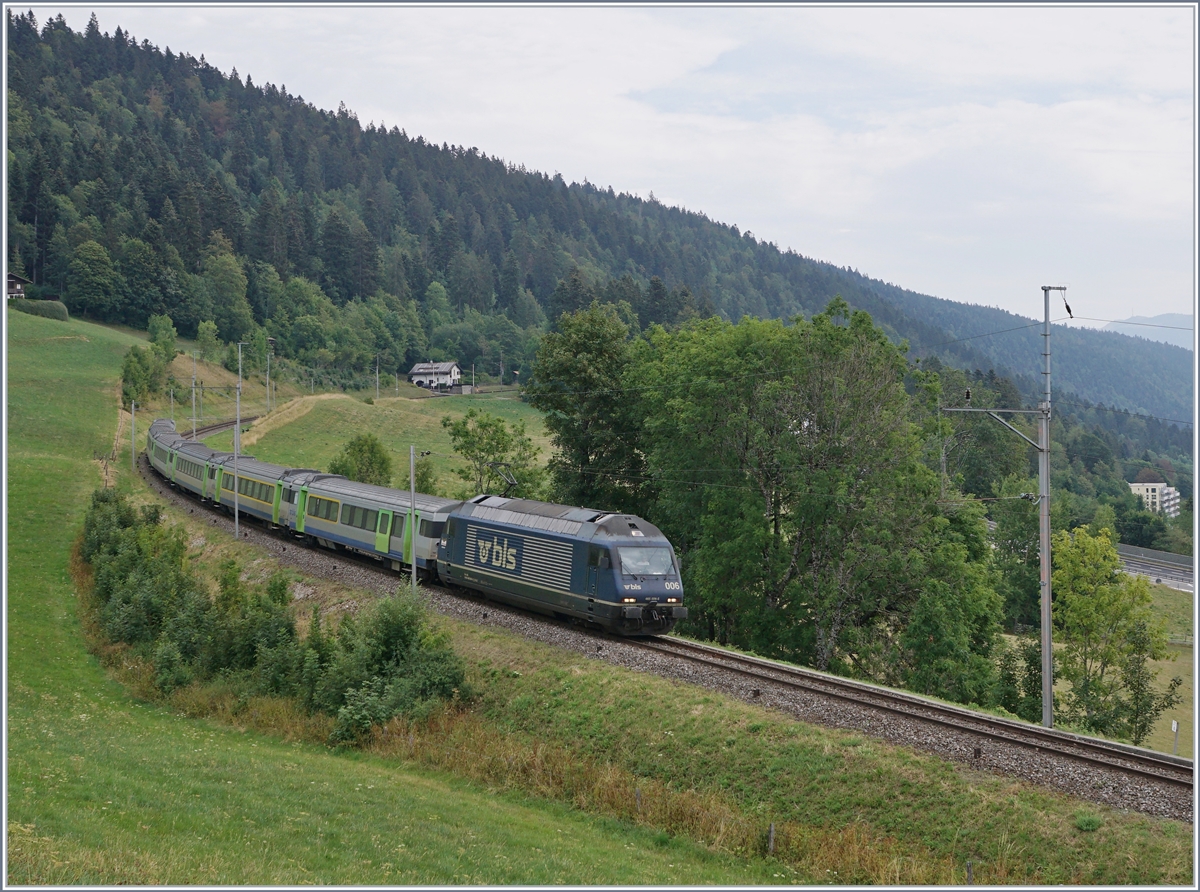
[618,547,674,576]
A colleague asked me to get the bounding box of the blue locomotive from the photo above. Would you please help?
[145,419,685,635]
[438,495,686,635]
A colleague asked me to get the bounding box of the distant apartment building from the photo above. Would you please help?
[1129,481,1181,518]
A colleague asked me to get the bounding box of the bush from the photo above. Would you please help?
[316,594,469,743]
[327,433,392,486]
[9,298,69,321]
[78,490,468,745]
[120,345,167,408]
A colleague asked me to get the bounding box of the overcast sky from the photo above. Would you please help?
[27,4,1198,333]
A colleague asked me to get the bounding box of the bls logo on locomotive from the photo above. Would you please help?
[477,536,518,571]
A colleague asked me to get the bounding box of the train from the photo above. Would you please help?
[145,419,686,635]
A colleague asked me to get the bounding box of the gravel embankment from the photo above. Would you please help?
[140,457,1193,824]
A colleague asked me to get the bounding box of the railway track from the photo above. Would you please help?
[136,451,1194,821]
[630,635,1193,793]
[182,416,260,441]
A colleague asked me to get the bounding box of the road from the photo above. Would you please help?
[1121,557,1193,593]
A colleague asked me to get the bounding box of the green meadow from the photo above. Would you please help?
[204,390,550,498]
[6,310,1193,884]
[1145,581,1193,757]
[4,310,779,885]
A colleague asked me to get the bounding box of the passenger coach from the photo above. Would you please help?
[294,473,460,576]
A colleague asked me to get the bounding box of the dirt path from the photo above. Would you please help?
[241,393,351,448]
[96,380,126,488]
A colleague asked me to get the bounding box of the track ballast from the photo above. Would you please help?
[137,440,1194,823]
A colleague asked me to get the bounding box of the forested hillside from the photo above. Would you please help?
[6,11,1191,427]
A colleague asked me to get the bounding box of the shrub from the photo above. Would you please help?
[120,345,167,408]
[317,595,469,743]
[9,298,69,321]
[78,490,467,745]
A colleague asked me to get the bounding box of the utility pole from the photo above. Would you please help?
[1037,285,1065,728]
[376,354,380,401]
[235,342,245,540]
[266,338,274,413]
[410,445,417,596]
[191,352,197,439]
[130,400,136,476]
[943,285,1065,728]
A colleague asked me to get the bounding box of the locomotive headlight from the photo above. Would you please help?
[666,598,678,603]
[622,597,637,603]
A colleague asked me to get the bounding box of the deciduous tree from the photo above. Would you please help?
[525,302,645,513]
[328,433,393,487]
[441,409,543,499]
[1052,527,1176,736]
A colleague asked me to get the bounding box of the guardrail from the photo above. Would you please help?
[1117,544,1193,570]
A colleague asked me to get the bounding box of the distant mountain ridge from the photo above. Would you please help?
[853,281,1193,423]
[1103,314,1194,351]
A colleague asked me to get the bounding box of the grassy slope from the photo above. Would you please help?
[4,310,775,885]
[447,622,1193,885]
[1145,582,1193,757]
[204,390,551,498]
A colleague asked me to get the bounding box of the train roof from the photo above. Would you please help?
[177,441,224,462]
[214,454,296,481]
[304,475,461,513]
[455,495,668,541]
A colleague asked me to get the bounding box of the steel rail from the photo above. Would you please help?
[184,416,260,441]
[138,451,1193,794]
[633,636,1193,790]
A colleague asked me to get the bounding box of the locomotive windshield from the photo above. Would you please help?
[618,547,675,576]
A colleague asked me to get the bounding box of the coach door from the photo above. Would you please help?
[390,510,419,565]
[213,467,223,504]
[375,510,392,554]
[295,487,308,533]
[272,482,283,526]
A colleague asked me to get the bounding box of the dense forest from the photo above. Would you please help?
[5,10,1192,428]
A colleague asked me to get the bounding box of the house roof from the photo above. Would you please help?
[408,362,459,374]
[7,272,32,285]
